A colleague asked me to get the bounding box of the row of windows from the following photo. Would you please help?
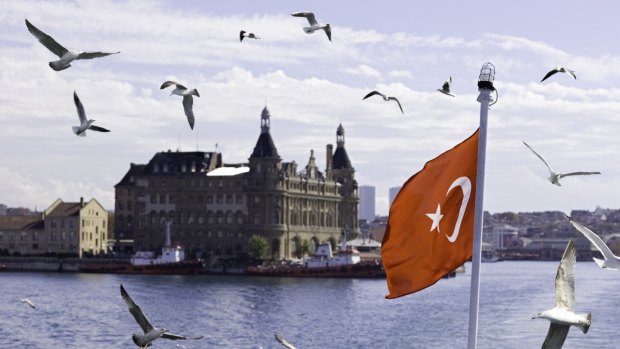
[0,231,103,243]
[146,194,246,205]
[140,230,245,240]
[153,178,248,189]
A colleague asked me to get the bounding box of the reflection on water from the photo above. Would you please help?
[1,261,619,348]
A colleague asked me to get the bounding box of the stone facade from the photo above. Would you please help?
[115,107,359,259]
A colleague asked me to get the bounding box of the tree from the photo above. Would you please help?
[248,234,268,260]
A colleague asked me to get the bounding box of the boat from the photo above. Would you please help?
[481,244,501,262]
[246,242,385,278]
[0,264,6,272]
[79,220,203,275]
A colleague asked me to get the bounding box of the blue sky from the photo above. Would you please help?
[1,0,619,215]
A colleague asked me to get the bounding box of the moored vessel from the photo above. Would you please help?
[79,220,203,275]
[246,241,385,278]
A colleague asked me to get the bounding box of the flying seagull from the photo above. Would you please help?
[274,334,297,349]
[541,67,576,83]
[72,91,110,137]
[160,81,200,130]
[120,284,203,348]
[532,239,591,349]
[565,214,620,270]
[25,19,119,71]
[291,11,331,41]
[522,141,601,186]
[363,91,404,114]
[20,298,36,309]
[240,30,260,42]
[437,77,454,97]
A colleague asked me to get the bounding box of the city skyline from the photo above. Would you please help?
[1,1,620,216]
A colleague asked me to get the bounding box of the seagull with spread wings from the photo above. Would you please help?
[20,298,36,309]
[120,284,203,348]
[275,334,297,349]
[565,214,620,270]
[522,141,601,186]
[532,239,591,349]
[71,91,110,137]
[437,76,454,97]
[240,30,260,42]
[160,81,200,130]
[291,11,331,41]
[541,67,576,83]
[363,91,404,114]
[25,19,119,71]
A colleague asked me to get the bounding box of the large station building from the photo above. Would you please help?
[114,107,360,259]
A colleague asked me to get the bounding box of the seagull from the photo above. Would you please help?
[275,334,297,349]
[522,141,601,186]
[541,67,577,83]
[565,214,620,270]
[437,77,454,97]
[363,91,404,114]
[20,298,36,309]
[72,91,110,137]
[120,284,203,348]
[240,30,260,42]
[25,19,119,71]
[160,81,200,130]
[291,12,331,41]
[532,239,591,349]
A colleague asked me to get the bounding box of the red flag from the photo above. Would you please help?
[382,130,479,298]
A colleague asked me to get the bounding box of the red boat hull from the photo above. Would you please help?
[246,262,385,278]
[79,260,204,275]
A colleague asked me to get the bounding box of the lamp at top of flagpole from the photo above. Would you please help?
[477,62,495,91]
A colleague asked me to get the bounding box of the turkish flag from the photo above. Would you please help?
[382,130,479,298]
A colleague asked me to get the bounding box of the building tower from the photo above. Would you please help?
[247,106,285,256]
[359,185,376,222]
[330,123,360,238]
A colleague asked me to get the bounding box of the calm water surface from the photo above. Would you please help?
[1,261,619,348]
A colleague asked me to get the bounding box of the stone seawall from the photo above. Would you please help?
[0,257,129,273]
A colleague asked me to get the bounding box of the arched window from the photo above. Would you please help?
[226,211,234,224]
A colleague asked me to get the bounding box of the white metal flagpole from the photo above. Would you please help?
[467,62,496,349]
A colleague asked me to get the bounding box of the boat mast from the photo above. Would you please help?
[164,219,172,247]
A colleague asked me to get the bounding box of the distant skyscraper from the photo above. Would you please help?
[388,186,401,211]
[359,186,376,222]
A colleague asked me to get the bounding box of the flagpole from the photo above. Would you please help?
[467,62,495,349]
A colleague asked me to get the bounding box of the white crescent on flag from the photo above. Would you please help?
[446,176,472,243]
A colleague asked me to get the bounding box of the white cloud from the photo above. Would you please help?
[388,70,413,79]
[342,64,382,78]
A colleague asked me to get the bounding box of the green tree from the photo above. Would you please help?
[248,234,268,259]
[301,239,309,257]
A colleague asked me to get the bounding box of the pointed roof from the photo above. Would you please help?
[251,106,279,158]
[333,123,352,169]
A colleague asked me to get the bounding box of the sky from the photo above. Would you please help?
[1,0,619,216]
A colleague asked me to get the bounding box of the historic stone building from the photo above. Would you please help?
[115,107,359,259]
[0,198,108,257]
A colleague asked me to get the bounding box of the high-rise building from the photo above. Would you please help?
[358,186,375,222]
[388,186,401,211]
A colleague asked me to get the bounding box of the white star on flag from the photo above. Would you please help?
[425,204,443,232]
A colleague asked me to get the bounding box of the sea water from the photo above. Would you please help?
[1,261,619,348]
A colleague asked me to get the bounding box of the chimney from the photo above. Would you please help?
[326,144,333,178]
[80,197,84,208]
